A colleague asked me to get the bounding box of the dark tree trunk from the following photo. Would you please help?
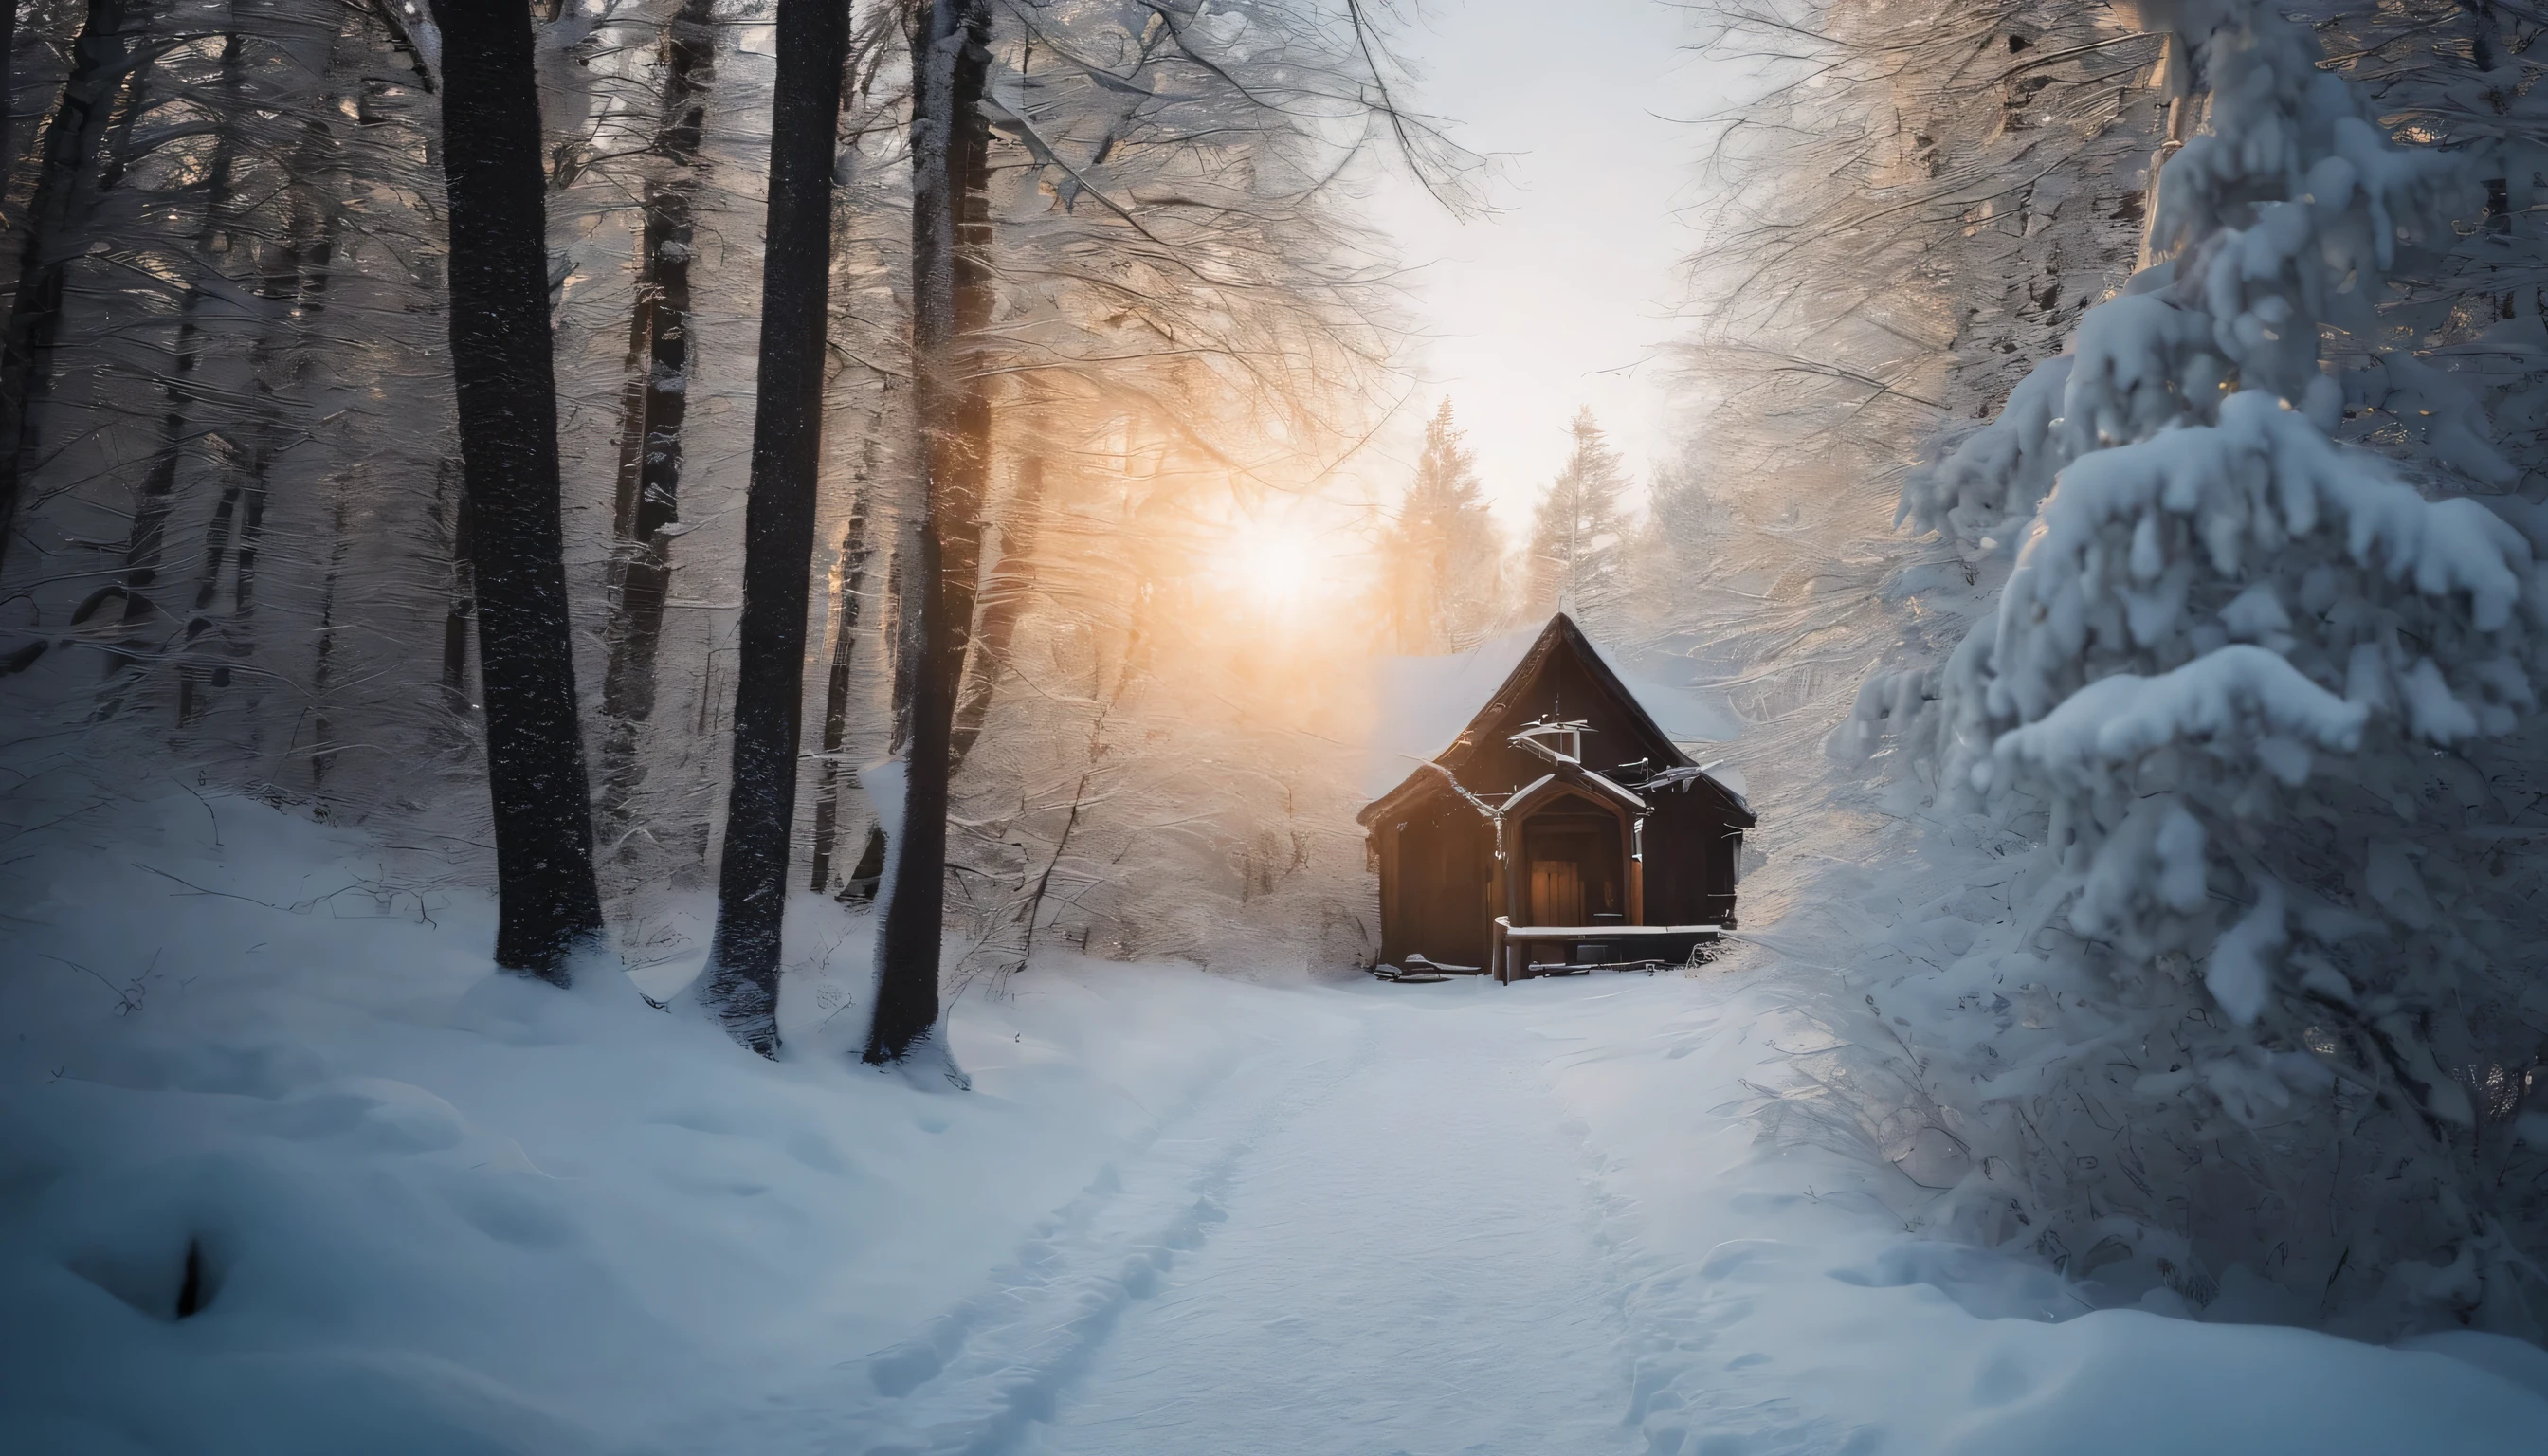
[868,0,992,1066]
[0,0,131,573]
[839,525,907,902]
[698,0,852,1056]
[808,479,874,891]
[595,0,719,839]
[944,454,1041,778]
[89,43,233,694]
[437,463,477,716]
[176,38,292,732]
[256,110,349,772]
[0,0,17,194]
[428,0,607,980]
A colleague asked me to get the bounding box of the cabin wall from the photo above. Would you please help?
[1375,795,1494,967]
[1641,781,1741,929]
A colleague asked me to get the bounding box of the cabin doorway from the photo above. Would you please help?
[1519,794,1626,927]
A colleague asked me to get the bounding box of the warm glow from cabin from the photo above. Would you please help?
[1207,516,1332,619]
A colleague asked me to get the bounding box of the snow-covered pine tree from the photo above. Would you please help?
[2309,0,2548,488]
[1525,408,1632,637]
[1858,0,2548,1333]
[1382,398,1502,652]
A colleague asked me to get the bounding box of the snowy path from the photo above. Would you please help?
[821,986,1649,1456]
[17,806,2548,1456]
[1031,1000,1636,1456]
[741,974,2548,1456]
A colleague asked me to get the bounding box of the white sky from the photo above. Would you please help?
[1359,0,1716,538]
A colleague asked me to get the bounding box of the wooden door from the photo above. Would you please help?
[1529,860,1583,926]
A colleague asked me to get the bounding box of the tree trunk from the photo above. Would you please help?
[288,87,355,796]
[0,0,17,196]
[698,0,852,1056]
[808,477,874,891]
[943,454,1041,778]
[178,35,301,735]
[428,0,607,981]
[86,43,232,695]
[0,0,132,573]
[437,462,476,717]
[867,0,992,1067]
[595,0,719,840]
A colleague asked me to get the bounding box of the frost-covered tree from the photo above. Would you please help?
[1380,398,1502,652]
[868,0,991,1068]
[1524,408,1631,637]
[1683,0,2166,456]
[857,0,1462,1046]
[1849,0,2548,1333]
[0,0,1442,1025]
[1654,0,2168,832]
[2308,0,2548,490]
[592,0,723,839]
[0,0,132,573]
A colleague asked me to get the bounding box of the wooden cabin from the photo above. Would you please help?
[1358,614,1754,979]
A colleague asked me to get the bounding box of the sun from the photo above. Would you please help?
[1208,518,1329,618]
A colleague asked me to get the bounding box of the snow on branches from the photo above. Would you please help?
[1852,0,2548,1334]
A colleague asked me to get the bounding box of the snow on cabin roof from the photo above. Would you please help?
[1361,619,1742,802]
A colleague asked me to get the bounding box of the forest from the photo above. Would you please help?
[8,0,2548,1450]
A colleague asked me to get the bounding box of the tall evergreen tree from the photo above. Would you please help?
[1626,452,1738,632]
[1383,399,1502,651]
[428,0,608,981]
[1525,407,1631,637]
[698,0,856,1057]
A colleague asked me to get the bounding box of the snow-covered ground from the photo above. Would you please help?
[7,796,2548,1454]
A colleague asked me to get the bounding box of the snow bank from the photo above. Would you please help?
[0,792,1348,1453]
[4,792,2542,1450]
[1524,971,2548,1455]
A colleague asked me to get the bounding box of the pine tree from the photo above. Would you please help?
[1384,399,1502,652]
[1855,0,2548,1329]
[1525,408,1630,636]
[1626,452,1733,636]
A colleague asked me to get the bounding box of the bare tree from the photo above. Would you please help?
[594,0,721,839]
[866,0,992,1067]
[698,0,855,1056]
[0,0,134,575]
[428,0,608,979]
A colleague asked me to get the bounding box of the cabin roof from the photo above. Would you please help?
[1358,614,1747,828]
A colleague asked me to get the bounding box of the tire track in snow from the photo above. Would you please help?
[1538,992,1872,1456]
[828,1015,1383,1456]
[1030,995,1645,1456]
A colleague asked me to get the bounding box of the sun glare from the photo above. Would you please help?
[1209,519,1331,618]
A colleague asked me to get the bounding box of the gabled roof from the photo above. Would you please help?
[1358,613,1750,828]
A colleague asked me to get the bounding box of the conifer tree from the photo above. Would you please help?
[1851,0,2548,1327]
[1525,408,1631,636]
[1384,399,1502,651]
